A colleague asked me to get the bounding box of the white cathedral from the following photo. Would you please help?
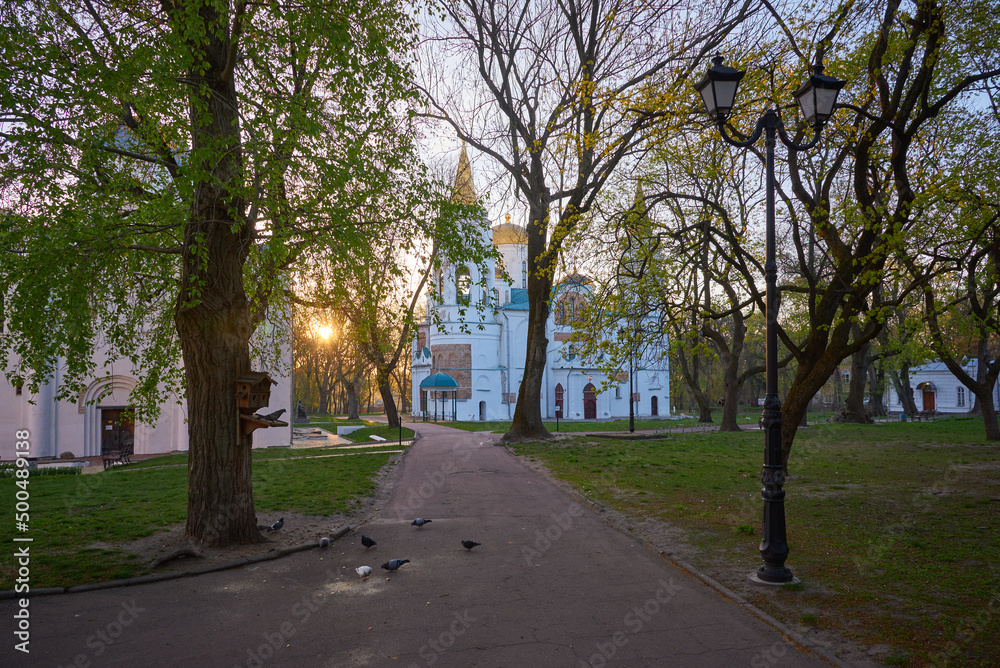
[411,146,670,422]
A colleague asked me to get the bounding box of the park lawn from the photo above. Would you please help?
[339,424,413,443]
[443,417,705,433]
[301,416,413,445]
[442,408,837,434]
[0,448,398,590]
[509,417,1000,667]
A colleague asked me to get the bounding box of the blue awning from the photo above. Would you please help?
[419,373,458,390]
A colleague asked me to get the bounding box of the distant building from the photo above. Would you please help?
[1,333,292,461]
[411,145,670,422]
[885,359,999,413]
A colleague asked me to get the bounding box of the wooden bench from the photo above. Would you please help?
[102,442,134,470]
[913,410,937,422]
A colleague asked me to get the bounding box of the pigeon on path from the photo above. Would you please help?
[355,566,373,580]
[266,517,284,532]
[411,518,432,528]
[461,540,481,550]
[361,535,376,549]
[381,559,410,572]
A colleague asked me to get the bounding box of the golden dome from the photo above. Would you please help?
[492,214,528,245]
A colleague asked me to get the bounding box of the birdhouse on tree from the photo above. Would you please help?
[235,372,287,436]
[235,372,276,414]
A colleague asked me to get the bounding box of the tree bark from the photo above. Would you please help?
[503,200,554,442]
[838,337,873,423]
[674,344,714,423]
[175,2,259,546]
[867,358,887,417]
[702,306,752,432]
[345,379,360,420]
[376,366,399,428]
[889,366,919,415]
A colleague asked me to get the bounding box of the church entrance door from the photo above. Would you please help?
[101,408,135,455]
[583,383,597,419]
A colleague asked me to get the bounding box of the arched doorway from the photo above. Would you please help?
[917,382,936,411]
[583,383,597,419]
[651,395,658,416]
[479,401,486,421]
[555,383,564,418]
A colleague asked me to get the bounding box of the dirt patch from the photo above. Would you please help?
[88,455,403,573]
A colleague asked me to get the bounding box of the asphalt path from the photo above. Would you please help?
[4,422,834,667]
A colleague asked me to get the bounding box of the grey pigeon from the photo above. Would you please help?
[266,517,284,532]
[381,559,410,572]
[361,535,376,549]
[256,408,286,422]
[462,540,481,550]
[411,518,432,528]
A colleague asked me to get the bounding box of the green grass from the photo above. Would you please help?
[300,416,413,444]
[443,417,699,433]
[339,425,413,443]
[0,446,401,589]
[440,408,837,434]
[509,416,1000,667]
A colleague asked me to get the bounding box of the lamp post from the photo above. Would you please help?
[619,327,636,433]
[695,56,845,584]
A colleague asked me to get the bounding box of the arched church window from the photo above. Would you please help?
[456,266,471,305]
[521,261,527,288]
[495,263,503,279]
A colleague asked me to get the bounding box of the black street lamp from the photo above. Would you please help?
[619,327,639,433]
[695,56,845,584]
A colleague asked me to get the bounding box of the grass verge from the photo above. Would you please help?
[509,417,1000,667]
[0,446,401,589]
[440,408,837,434]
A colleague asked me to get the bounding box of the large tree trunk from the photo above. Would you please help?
[781,336,858,470]
[675,345,714,423]
[889,366,919,415]
[503,201,553,443]
[838,338,873,423]
[703,312,747,432]
[345,379,360,420]
[867,359,887,417]
[175,4,259,547]
[377,367,400,428]
[977,391,1000,440]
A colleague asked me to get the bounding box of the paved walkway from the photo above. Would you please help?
[4,422,834,667]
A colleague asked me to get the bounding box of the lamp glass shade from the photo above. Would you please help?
[695,57,745,120]
[794,67,845,126]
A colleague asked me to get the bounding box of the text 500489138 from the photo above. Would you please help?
[13,428,32,655]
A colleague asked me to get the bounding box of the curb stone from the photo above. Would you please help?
[0,525,351,600]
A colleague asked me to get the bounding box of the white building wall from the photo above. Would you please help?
[885,360,999,413]
[1,339,293,461]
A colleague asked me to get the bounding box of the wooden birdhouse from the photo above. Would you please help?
[235,372,277,414]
